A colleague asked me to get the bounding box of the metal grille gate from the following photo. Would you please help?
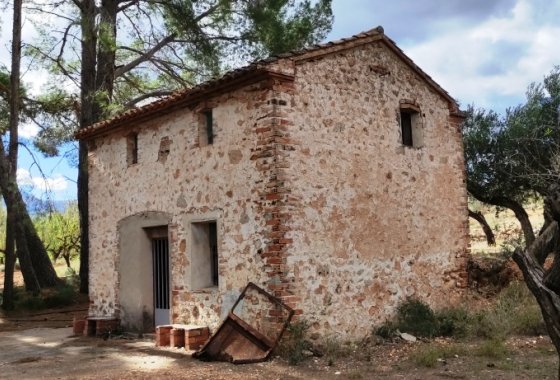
[209,222,218,286]
[152,237,170,326]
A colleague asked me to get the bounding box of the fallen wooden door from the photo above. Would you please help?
[193,282,294,364]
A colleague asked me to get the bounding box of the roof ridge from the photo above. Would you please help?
[258,25,384,64]
[76,25,460,140]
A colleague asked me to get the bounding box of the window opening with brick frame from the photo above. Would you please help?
[199,109,214,146]
[399,104,424,148]
[127,132,138,165]
[191,220,219,289]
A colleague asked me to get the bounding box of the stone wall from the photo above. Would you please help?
[87,80,285,329]
[87,38,468,339]
[281,42,468,339]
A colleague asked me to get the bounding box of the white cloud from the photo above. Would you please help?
[401,0,560,111]
[19,122,40,138]
[17,168,69,192]
[22,69,51,97]
[1,8,72,95]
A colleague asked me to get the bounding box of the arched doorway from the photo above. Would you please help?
[117,211,171,332]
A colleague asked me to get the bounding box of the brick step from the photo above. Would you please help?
[73,317,120,337]
[156,324,209,350]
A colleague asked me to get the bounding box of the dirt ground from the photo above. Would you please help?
[0,314,557,380]
[0,269,558,379]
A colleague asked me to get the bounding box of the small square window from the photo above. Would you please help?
[127,132,138,165]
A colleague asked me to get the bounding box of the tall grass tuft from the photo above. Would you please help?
[277,320,311,365]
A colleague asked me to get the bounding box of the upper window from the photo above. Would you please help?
[126,132,138,165]
[399,103,423,148]
[400,110,414,147]
[199,109,214,146]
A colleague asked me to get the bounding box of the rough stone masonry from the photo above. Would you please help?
[77,26,468,340]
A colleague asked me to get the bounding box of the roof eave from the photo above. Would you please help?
[75,69,294,141]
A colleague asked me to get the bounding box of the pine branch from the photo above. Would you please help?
[114,33,176,78]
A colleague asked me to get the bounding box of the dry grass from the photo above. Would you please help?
[411,343,467,368]
[469,200,544,255]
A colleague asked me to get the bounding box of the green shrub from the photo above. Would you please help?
[44,285,76,308]
[374,283,544,341]
[13,284,77,311]
[435,307,471,338]
[374,300,460,339]
[395,298,439,338]
[278,320,311,365]
[375,321,397,339]
[15,295,46,311]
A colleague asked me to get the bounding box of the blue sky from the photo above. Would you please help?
[1,0,560,202]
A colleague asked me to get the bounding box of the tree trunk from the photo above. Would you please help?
[2,213,16,310]
[468,188,535,246]
[2,0,41,295]
[78,0,97,294]
[11,204,40,294]
[93,0,118,121]
[2,0,23,309]
[545,256,560,294]
[23,211,59,287]
[512,186,560,378]
[513,244,560,379]
[78,142,89,293]
[506,198,536,246]
[1,181,40,294]
[77,0,118,294]
[0,154,59,291]
[468,209,496,246]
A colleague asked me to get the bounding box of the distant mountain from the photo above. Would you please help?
[22,192,75,215]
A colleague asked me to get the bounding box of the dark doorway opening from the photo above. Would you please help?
[148,227,170,327]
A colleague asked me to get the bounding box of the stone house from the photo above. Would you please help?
[76,26,468,339]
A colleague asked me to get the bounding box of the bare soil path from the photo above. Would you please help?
[0,325,557,380]
[0,269,557,379]
[2,209,557,379]
[0,327,332,380]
